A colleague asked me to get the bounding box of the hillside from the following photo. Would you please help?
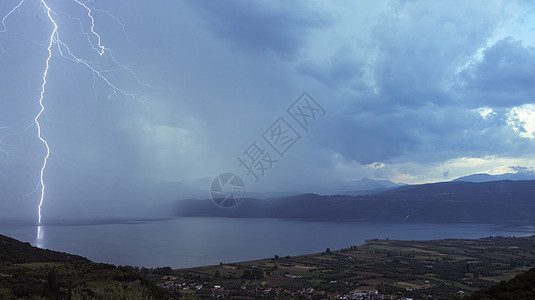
[175,180,535,223]
[0,234,176,299]
[468,267,535,299]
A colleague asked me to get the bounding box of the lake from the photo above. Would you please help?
[1,218,534,268]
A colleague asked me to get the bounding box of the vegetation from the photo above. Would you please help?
[141,235,535,299]
[2,233,535,299]
[0,234,177,299]
[468,267,535,300]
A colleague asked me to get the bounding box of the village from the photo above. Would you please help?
[156,277,388,299]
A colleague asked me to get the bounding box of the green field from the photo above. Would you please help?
[143,235,535,299]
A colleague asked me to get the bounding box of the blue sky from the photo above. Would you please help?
[1,0,534,220]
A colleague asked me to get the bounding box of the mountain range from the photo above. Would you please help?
[453,172,535,182]
[174,180,535,224]
[2,170,534,222]
[163,171,535,199]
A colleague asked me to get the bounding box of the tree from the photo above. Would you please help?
[325,248,332,255]
[242,269,264,280]
[253,269,264,279]
[47,270,60,298]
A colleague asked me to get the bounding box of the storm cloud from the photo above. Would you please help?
[1,0,534,221]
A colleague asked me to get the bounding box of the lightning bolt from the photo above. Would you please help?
[1,0,148,231]
[0,1,24,33]
[36,0,56,225]
[0,0,24,55]
[73,0,104,56]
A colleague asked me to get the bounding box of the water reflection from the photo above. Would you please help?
[35,225,45,248]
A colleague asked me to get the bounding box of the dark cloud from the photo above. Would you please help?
[370,1,497,108]
[308,1,535,169]
[510,166,535,173]
[310,1,518,164]
[1,0,535,221]
[459,38,535,107]
[317,108,421,165]
[189,0,328,60]
[317,98,529,166]
[297,45,366,90]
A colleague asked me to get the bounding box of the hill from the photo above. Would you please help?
[310,177,405,195]
[175,180,535,223]
[0,234,176,299]
[454,172,535,183]
[468,267,535,299]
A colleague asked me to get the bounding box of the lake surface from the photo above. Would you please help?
[1,218,534,268]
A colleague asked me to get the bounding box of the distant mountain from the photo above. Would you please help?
[152,176,404,201]
[505,171,535,181]
[338,177,403,190]
[175,180,535,224]
[309,177,405,195]
[453,173,500,183]
[454,172,535,183]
